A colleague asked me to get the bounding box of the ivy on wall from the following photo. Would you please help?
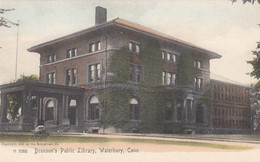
[109,46,131,83]
[137,40,164,132]
[139,39,163,87]
[98,39,205,133]
[97,88,133,129]
[176,53,200,86]
[197,88,212,124]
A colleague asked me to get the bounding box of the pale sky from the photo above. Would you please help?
[0,0,259,85]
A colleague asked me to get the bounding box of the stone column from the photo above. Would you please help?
[183,100,187,123]
[21,91,34,131]
[21,91,33,122]
[76,97,84,126]
[59,94,69,125]
[0,93,8,123]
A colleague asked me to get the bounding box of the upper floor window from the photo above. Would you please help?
[130,64,143,82]
[162,72,176,85]
[194,60,202,69]
[89,63,101,83]
[47,54,56,63]
[162,51,176,63]
[129,41,140,53]
[46,72,55,84]
[89,41,101,53]
[67,48,77,58]
[194,77,203,90]
[66,68,77,86]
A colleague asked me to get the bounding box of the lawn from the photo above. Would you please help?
[0,133,251,150]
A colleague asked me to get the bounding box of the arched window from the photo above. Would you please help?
[88,95,99,120]
[130,98,139,120]
[45,99,54,121]
[69,99,77,107]
[69,99,77,125]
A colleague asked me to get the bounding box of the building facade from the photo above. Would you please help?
[211,79,251,133]
[0,7,251,134]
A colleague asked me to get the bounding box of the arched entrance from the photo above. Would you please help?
[88,95,99,120]
[68,99,77,125]
[45,99,55,122]
[129,98,139,120]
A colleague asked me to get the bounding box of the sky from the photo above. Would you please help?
[0,0,259,85]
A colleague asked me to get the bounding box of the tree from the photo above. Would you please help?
[247,50,260,79]
[0,8,18,28]
[7,75,39,122]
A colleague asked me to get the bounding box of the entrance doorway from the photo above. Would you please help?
[68,99,77,125]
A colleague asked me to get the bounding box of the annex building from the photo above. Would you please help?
[0,7,251,134]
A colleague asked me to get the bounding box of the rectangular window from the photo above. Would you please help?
[47,55,52,63]
[90,65,95,82]
[162,72,165,85]
[167,73,172,85]
[136,44,140,53]
[96,63,101,81]
[95,41,101,51]
[194,60,202,69]
[129,41,140,53]
[194,77,203,90]
[53,54,56,62]
[162,72,176,85]
[67,48,77,58]
[88,63,101,83]
[167,53,171,61]
[47,54,56,63]
[89,41,101,53]
[66,69,71,86]
[46,72,55,84]
[162,50,177,63]
[172,54,176,62]
[71,68,77,85]
[66,68,77,86]
[162,51,165,59]
[129,64,143,82]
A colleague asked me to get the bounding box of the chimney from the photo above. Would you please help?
[95,6,107,25]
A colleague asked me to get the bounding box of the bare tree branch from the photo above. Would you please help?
[0,8,15,14]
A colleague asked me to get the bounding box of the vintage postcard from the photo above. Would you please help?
[0,0,260,161]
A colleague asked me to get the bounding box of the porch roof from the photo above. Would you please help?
[0,81,85,96]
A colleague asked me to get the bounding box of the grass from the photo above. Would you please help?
[0,133,251,150]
